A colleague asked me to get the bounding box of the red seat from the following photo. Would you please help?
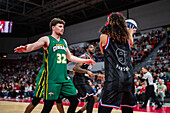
[167,82,170,92]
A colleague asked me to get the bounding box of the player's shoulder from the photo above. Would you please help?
[39,36,50,40]
[38,36,51,44]
[100,34,108,42]
[100,34,108,38]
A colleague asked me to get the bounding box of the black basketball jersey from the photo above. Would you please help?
[103,36,133,91]
[73,53,93,85]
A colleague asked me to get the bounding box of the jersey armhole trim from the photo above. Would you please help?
[127,40,131,50]
[104,36,110,50]
[63,38,67,48]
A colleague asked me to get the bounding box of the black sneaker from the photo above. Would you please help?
[139,106,146,109]
[155,105,162,110]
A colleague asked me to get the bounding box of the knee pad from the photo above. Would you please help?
[32,97,41,106]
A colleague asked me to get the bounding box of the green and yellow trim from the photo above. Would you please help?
[44,50,49,100]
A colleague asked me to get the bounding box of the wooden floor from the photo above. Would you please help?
[0,101,146,113]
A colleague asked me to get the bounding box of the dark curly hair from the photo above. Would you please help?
[100,13,129,43]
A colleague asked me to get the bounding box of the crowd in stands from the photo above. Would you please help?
[69,29,166,65]
[0,54,43,98]
[134,35,169,105]
[131,29,166,65]
[0,29,169,106]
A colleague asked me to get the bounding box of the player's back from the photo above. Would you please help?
[103,37,133,91]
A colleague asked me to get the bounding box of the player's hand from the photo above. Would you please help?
[85,59,96,65]
[87,71,95,79]
[97,74,104,79]
[127,24,136,35]
[135,74,138,78]
[14,45,27,53]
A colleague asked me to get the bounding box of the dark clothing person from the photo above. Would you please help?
[138,71,162,110]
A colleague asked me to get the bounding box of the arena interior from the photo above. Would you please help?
[0,0,170,113]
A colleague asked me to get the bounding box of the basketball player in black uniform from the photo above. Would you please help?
[73,44,98,113]
[98,12,136,113]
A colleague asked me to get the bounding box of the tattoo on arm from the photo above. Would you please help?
[73,55,88,73]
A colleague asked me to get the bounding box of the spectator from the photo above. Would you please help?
[24,83,29,98]
[7,84,13,97]
[157,70,163,78]
[157,79,166,105]
[13,83,20,97]
[1,84,7,97]
[28,83,34,98]
[0,84,2,97]
[161,72,169,85]
[138,83,146,104]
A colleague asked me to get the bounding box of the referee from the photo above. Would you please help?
[135,67,162,110]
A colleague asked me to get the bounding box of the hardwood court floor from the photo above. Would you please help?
[0,101,146,113]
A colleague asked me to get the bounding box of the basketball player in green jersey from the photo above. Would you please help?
[14,18,95,113]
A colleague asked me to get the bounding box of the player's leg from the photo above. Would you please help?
[86,95,95,113]
[77,102,87,113]
[41,100,54,113]
[121,90,135,113]
[56,103,64,113]
[25,84,43,113]
[24,103,35,113]
[98,104,112,113]
[42,84,62,113]
[67,95,79,113]
[77,83,96,113]
[77,95,98,113]
[56,97,65,113]
[98,82,118,113]
[76,96,95,113]
[62,80,79,113]
[24,97,41,113]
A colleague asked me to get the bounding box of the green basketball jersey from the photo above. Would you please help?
[36,35,69,86]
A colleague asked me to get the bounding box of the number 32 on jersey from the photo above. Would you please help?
[57,53,67,64]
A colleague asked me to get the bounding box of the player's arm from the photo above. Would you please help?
[73,56,89,73]
[135,74,145,82]
[73,56,95,77]
[14,36,49,53]
[99,34,108,54]
[128,35,133,47]
[63,39,96,65]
